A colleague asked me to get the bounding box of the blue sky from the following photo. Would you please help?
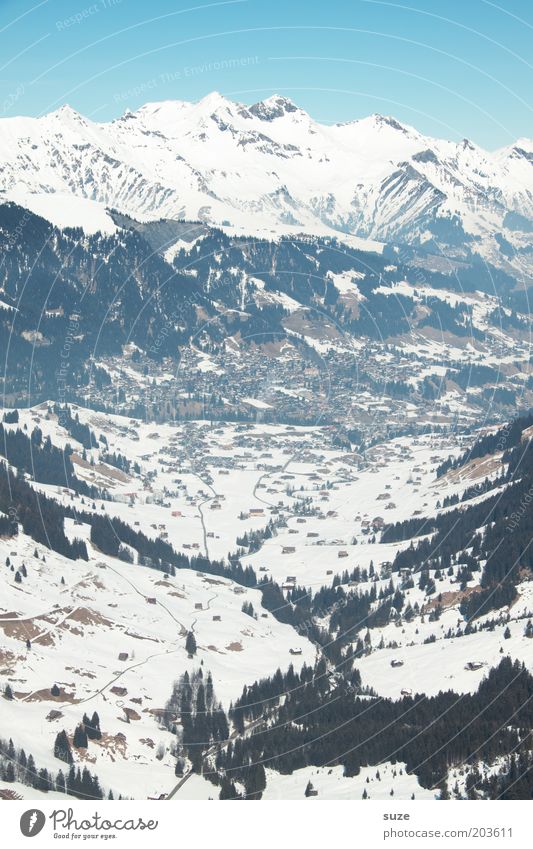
[0,0,531,148]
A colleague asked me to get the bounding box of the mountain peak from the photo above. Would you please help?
[368,114,412,134]
[46,104,86,124]
[249,95,303,121]
[335,113,415,138]
[195,91,236,112]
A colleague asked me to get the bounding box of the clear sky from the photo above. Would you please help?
[0,0,531,148]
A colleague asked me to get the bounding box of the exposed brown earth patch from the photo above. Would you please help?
[423,585,481,613]
[441,453,503,486]
[65,667,97,679]
[72,453,130,483]
[123,707,141,721]
[26,686,78,703]
[0,618,45,641]
[0,649,21,673]
[225,641,243,652]
[67,607,114,628]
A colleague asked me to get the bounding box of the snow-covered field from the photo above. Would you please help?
[1,402,532,799]
[171,763,436,801]
[0,531,313,799]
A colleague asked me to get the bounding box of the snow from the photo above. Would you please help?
[169,763,436,800]
[2,402,532,800]
[4,189,117,236]
[0,94,529,275]
[0,531,314,799]
[356,620,533,699]
[261,763,436,800]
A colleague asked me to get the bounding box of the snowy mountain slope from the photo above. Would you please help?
[2,402,533,799]
[0,405,322,799]
[0,530,313,799]
[172,763,435,800]
[2,200,529,433]
[0,94,531,275]
[6,188,117,236]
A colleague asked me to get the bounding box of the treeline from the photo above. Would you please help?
[477,751,533,800]
[229,662,319,730]
[52,405,99,450]
[437,409,533,478]
[0,420,101,497]
[101,451,139,475]
[165,669,229,774]
[381,435,533,618]
[88,510,258,585]
[0,423,75,488]
[216,658,533,794]
[0,464,87,560]
[0,734,109,800]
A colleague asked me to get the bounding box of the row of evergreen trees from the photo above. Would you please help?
[215,657,533,797]
[381,428,533,619]
[0,734,108,800]
[165,668,229,775]
[0,464,87,560]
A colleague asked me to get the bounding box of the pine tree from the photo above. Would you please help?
[185,631,197,656]
[85,711,101,740]
[54,730,73,764]
[67,765,77,794]
[36,768,50,792]
[219,776,240,799]
[56,770,66,795]
[73,724,88,748]
[245,763,266,799]
[27,755,37,787]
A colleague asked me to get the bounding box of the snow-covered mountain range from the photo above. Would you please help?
[1,93,532,277]
[2,93,533,803]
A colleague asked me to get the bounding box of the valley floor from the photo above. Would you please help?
[1,404,532,799]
